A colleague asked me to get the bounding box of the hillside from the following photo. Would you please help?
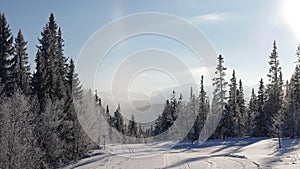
[65,138,300,169]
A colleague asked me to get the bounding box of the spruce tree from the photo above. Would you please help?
[225,70,238,137]
[161,99,173,133]
[264,41,284,147]
[67,59,83,101]
[237,79,246,137]
[170,90,178,121]
[247,88,257,136]
[282,80,294,138]
[54,27,68,99]
[113,104,124,134]
[195,76,209,140]
[10,30,31,94]
[63,58,85,161]
[32,49,48,110]
[292,69,300,137]
[154,93,178,137]
[35,13,66,100]
[128,114,137,137]
[0,13,14,95]
[254,78,267,136]
[291,44,300,137]
[212,55,228,139]
[32,13,78,165]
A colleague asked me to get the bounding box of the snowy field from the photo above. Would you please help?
[65,138,300,169]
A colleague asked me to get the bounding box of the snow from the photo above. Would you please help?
[65,138,300,169]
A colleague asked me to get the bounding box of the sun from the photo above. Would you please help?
[282,0,300,39]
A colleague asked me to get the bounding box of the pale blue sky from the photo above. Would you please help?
[1,0,300,96]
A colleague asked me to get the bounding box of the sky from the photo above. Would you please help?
[1,0,300,99]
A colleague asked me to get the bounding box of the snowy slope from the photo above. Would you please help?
[65,138,300,169]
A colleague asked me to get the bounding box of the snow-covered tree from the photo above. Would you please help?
[113,104,125,135]
[288,44,300,138]
[212,55,228,139]
[194,76,209,140]
[264,41,284,147]
[0,91,41,169]
[127,114,138,137]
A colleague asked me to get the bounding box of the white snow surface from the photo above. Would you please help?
[65,138,300,169]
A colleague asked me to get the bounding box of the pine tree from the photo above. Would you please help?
[237,79,246,137]
[264,41,284,148]
[212,55,228,139]
[154,114,163,135]
[54,27,68,99]
[127,114,137,137]
[282,80,294,138]
[154,91,179,138]
[254,78,267,136]
[170,90,178,121]
[194,76,209,140]
[113,104,124,134]
[0,13,14,95]
[35,13,67,101]
[161,99,174,132]
[225,70,238,137]
[32,49,48,110]
[67,59,83,101]
[291,44,300,137]
[187,87,197,140]
[292,69,300,138]
[10,30,31,94]
[63,58,85,161]
[247,88,257,136]
[32,13,80,165]
[33,13,59,104]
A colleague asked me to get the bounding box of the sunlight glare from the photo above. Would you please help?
[282,0,300,39]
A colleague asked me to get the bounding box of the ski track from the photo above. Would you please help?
[66,138,300,169]
[206,160,215,169]
[226,157,246,169]
[164,154,168,168]
[175,154,191,169]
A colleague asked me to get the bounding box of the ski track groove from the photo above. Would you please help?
[206,160,214,169]
[100,155,112,166]
[172,154,190,169]
[226,157,246,169]
[164,154,169,168]
[68,138,300,169]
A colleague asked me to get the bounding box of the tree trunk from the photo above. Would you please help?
[278,128,281,149]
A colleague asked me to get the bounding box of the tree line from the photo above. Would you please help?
[0,12,95,168]
[95,41,300,147]
[211,41,300,145]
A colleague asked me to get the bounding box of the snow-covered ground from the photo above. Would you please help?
[65,138,300,169]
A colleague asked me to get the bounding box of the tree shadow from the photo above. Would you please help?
[208,137,265,154]
[69,154,115,168]
[165,156,210,169]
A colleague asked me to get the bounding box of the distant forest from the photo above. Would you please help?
[0,12,300,169]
